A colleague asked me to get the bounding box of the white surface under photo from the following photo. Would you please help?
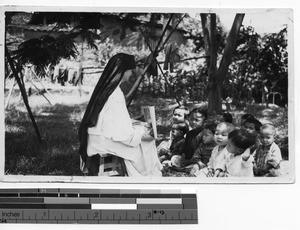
[0,6,294,183]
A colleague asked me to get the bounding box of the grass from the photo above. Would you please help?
[4,82,289,176]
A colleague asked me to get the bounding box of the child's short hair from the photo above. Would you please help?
[190,107,208,120]
[260,123,276,135]
[218,111,233,123]
[172,121,189,135]
[173,105,190,119]
[241,113,255,124]
[217,122,235,134]
[228,129,256,151]
[203,122,217,134]
[244,117,262,132]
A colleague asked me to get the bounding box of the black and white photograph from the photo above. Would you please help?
[1,6,294,183]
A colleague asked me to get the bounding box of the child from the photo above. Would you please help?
[189,122,217,175]
[183,108,208,160]
[157,121,189,162]
[243,117,262,136]
[172,105,190,124]
[217,129,256,177]
[240,113,255,127]
[157,106,189,163]
[253,124,282,177]
[242,117,262,153]
[169,108,208,170]
[215,111,233,124]
[194,122,235,177]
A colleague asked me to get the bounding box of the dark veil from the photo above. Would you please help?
[79,53,136,163]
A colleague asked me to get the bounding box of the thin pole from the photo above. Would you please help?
[5,77,16,109]
[5,45,43,142]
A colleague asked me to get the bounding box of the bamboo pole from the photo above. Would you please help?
[5,46,43,142]
[29,66,53,98]
[27,76,53,106]
[5,77,16,109]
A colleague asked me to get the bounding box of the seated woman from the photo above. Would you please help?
[79,53,162,177]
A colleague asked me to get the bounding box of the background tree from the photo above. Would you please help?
[200,13,244,115]
[258,27,288,106]
[224,25,288,107]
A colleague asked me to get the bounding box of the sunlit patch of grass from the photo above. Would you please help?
[5,89,85,176]
[5,87,289,176]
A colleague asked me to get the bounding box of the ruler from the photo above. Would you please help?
[0,188,198,224]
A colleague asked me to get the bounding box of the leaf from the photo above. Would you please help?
[112,29,120,35]
[12,34,78,76]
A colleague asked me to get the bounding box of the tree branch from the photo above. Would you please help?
[217,14,245,80]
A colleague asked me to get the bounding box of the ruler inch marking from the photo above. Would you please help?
[0,189,198,224]
[0,209,22,220]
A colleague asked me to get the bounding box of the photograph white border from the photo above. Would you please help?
[0,1,299,230]
[0,5,295,184]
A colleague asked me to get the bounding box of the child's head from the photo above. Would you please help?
[214,122,235,146]
[215,111,233,124]
[202,122,217,144]
[171,121,189,139]
[189,108,207,130]
[240,113,255,126]
[172,106,190,123]
[243,117,262,136]
[227,129,256,155]
[259,123,276,146]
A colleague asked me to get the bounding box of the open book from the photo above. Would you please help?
[141,106,158,139]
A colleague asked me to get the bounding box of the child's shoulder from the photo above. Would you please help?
[173,136,185,145]
[212,145,224,153]
[271,142,280,148]
[270,142,281,153]
[203,141,217,149]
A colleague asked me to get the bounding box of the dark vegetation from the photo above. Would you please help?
[4,12,289,176]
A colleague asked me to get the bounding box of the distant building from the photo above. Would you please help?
[6,12,201,50]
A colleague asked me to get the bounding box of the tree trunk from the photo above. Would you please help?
[208,78,222,115]
[201,13,244,115]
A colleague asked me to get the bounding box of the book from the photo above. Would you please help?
[141,106,158,139]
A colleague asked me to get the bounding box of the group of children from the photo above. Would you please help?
[157,106,283,177]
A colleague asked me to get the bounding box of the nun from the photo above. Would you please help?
[79,53,162,177]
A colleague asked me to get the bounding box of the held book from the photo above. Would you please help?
[141,106,158,139]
